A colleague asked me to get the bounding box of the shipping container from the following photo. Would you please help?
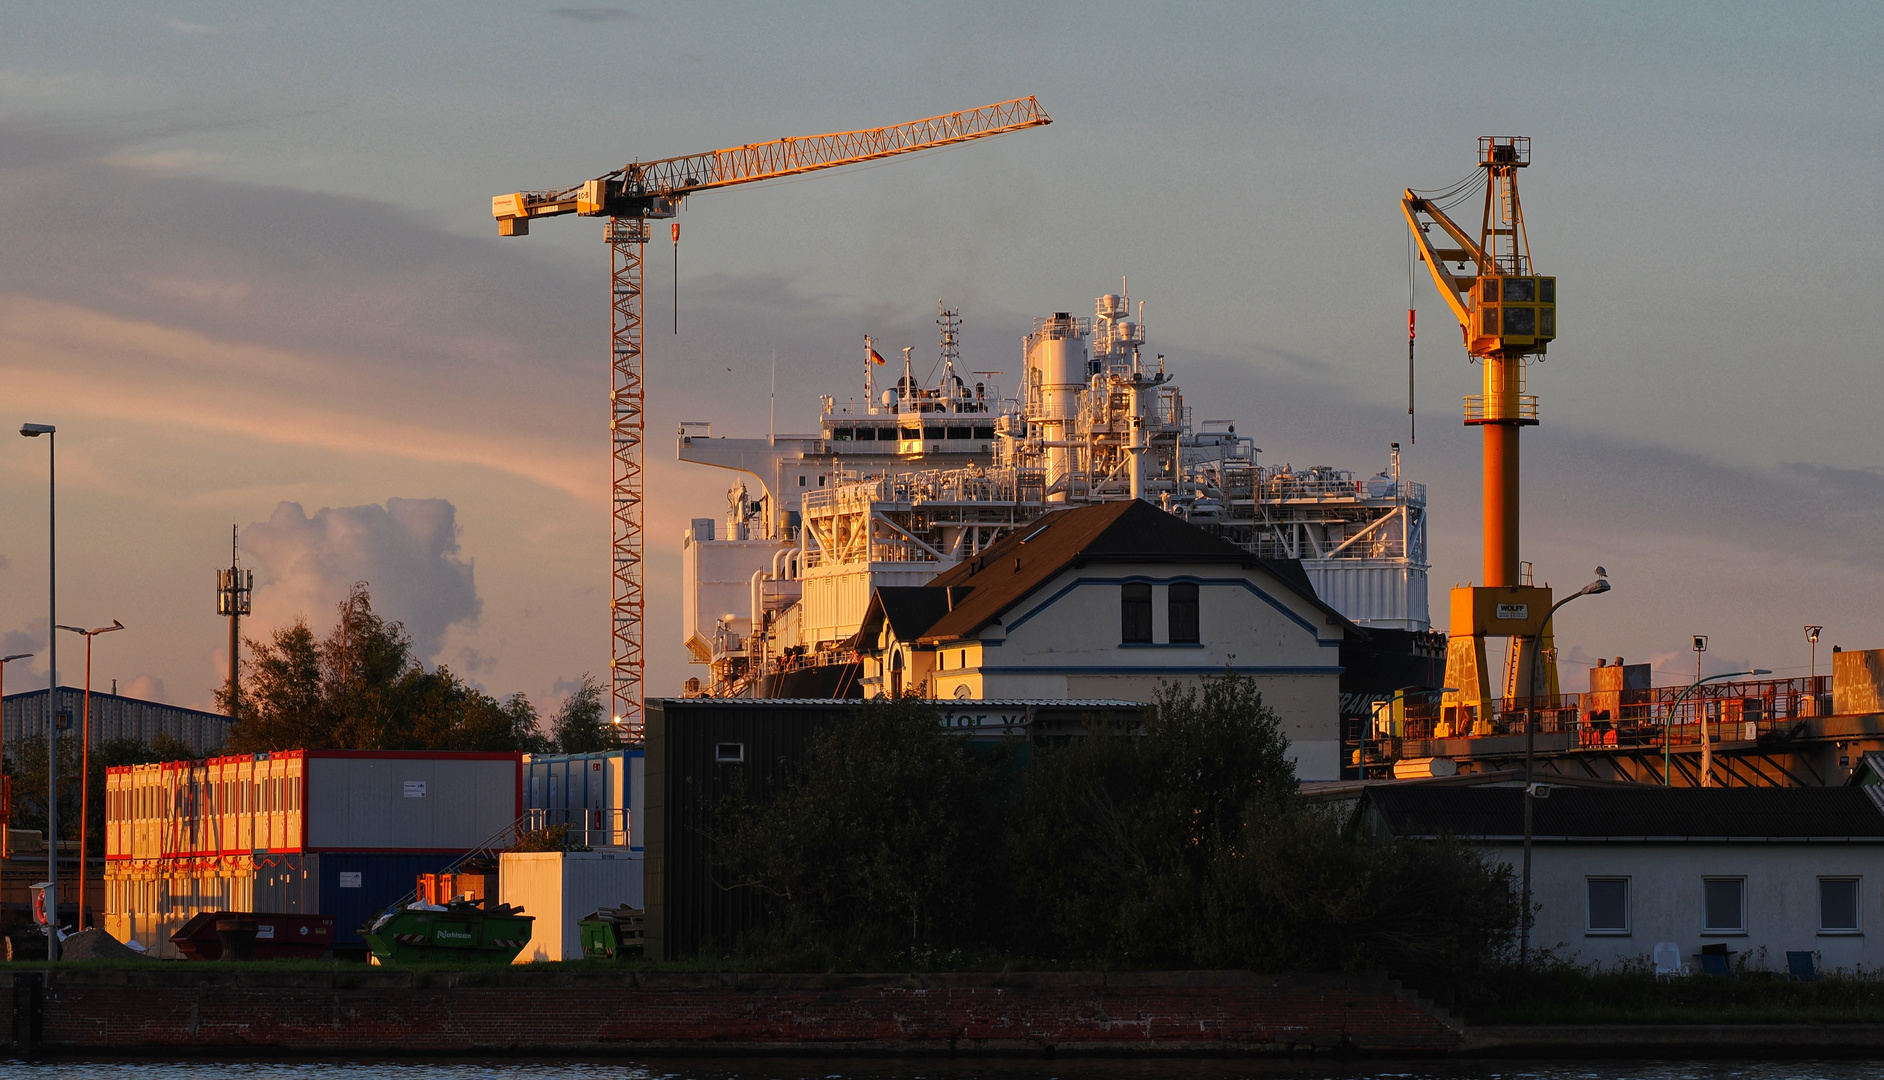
[499,850,644,962]
[105,750,523,952]
[523,749,644,850]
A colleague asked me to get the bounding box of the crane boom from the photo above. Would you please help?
[490,97,1051,737]
[493,96,1051,235]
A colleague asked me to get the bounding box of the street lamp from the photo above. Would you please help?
[55,620,123,930]
[1806,626,1825,711]
[1519,568,1611,970]
[19,421,59,958]
[1663,668,1771,786]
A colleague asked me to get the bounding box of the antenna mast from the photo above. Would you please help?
[216,525,253,716]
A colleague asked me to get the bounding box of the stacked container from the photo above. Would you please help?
[105,750,521,956]
[523,750,643,851]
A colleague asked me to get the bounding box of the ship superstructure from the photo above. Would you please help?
[678,290,1429,697]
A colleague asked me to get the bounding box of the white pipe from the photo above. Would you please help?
[750,569,765,640]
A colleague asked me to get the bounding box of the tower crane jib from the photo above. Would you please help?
[491,97,1051,738]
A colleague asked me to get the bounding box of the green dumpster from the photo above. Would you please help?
[362,899,534,964]
[578,905,644,959]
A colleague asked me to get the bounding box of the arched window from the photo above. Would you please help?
[1121,583,1152,643]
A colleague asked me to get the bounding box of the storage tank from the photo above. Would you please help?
[1027,313,1087,502]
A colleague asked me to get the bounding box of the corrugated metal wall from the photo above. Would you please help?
[645,699,857,961]
[5,687,232,754]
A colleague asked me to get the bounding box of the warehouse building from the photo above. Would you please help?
[4,687,232,756]
[105,749,521,956]
[643,696,1148,961]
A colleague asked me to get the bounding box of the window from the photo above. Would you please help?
[799,475,806,487]
[973,425,996,440]
[1168,582,1199,644]
[947,425,970,439]
[1121,583,1152,643]
[831,427,853,441]
[1821,878,1861,933]
[1704,877,1746,933]
[1586,878,1629,934]
[714,742,745,763]
[924,424,944,440]
[854,426,876,441]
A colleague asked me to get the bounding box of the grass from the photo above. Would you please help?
[1458,963,1884,1025]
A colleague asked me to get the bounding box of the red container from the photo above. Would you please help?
[170,911,336,960]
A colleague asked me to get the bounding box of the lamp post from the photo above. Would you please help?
[19,422,59,958]
[1806,626,1824,712]
[1661,668,1771,787]
[55,620,122,930]
[1519,568,1611,970]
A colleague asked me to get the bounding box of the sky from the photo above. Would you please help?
[1,2,1881,714]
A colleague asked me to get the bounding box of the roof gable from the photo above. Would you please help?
[917,500,1350,643]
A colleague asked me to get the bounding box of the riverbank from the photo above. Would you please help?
[3,968,1460,1057]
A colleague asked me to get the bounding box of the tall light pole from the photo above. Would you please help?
[19,421,58,959]
[55,620,122,931]
[1656,667,1770,787]
[1520,568,1611,970]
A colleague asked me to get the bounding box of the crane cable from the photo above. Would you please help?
[1407,228,1416,445]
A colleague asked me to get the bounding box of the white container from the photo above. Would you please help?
[500,850,644,962]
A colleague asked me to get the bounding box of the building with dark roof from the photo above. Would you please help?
[1361,785,1884,972]
[851,500,1357,779]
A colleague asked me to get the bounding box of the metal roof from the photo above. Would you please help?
[1364,785,1884,842]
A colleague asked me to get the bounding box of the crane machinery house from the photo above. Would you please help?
[854,500,1356,780]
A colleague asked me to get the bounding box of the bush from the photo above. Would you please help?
[718,673,1518,980]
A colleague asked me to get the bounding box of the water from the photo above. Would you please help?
[0,1063,1874,1080]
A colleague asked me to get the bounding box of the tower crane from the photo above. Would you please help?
[1402,137,1560,731]
[493,97,1052,737]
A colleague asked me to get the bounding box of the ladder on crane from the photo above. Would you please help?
[492,98,1052,737]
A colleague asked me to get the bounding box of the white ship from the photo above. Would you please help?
[678,289,1429,698]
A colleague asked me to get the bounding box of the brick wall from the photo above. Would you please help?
[4,969,1459,1056]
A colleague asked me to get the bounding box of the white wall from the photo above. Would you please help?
[500,850,645,963]
[1486,841,1884,972]
[946,562,1345,779]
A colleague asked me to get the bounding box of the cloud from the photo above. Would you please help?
[242,498,481,660]
[551,7,635,22]
[123,674,167,702]
[165,20,224,34]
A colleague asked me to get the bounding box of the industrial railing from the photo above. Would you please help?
[1384,675,1831,751]
[525,806,632,850]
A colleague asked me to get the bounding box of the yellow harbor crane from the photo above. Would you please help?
[1402,136,1561,732]
[493,98,1052,736]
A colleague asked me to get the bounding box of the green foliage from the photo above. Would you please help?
[1463,958,1884,1024]
[549,674,614,753]
[718,672,1518,981]
[8,733,172,845]
[510,823,569,853]
[717,698,1014,963]
[222,583,551,753]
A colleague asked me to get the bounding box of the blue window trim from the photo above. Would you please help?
[1117,642,1207,649]
[976,664,1343,677]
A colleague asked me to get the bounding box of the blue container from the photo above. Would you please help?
[315,852,457,946]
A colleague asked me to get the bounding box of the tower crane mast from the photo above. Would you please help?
[1402,137,1561,727]
[493,98,1051,738]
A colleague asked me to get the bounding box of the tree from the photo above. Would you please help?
[550,675,614,752]
[222,583,550,753]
